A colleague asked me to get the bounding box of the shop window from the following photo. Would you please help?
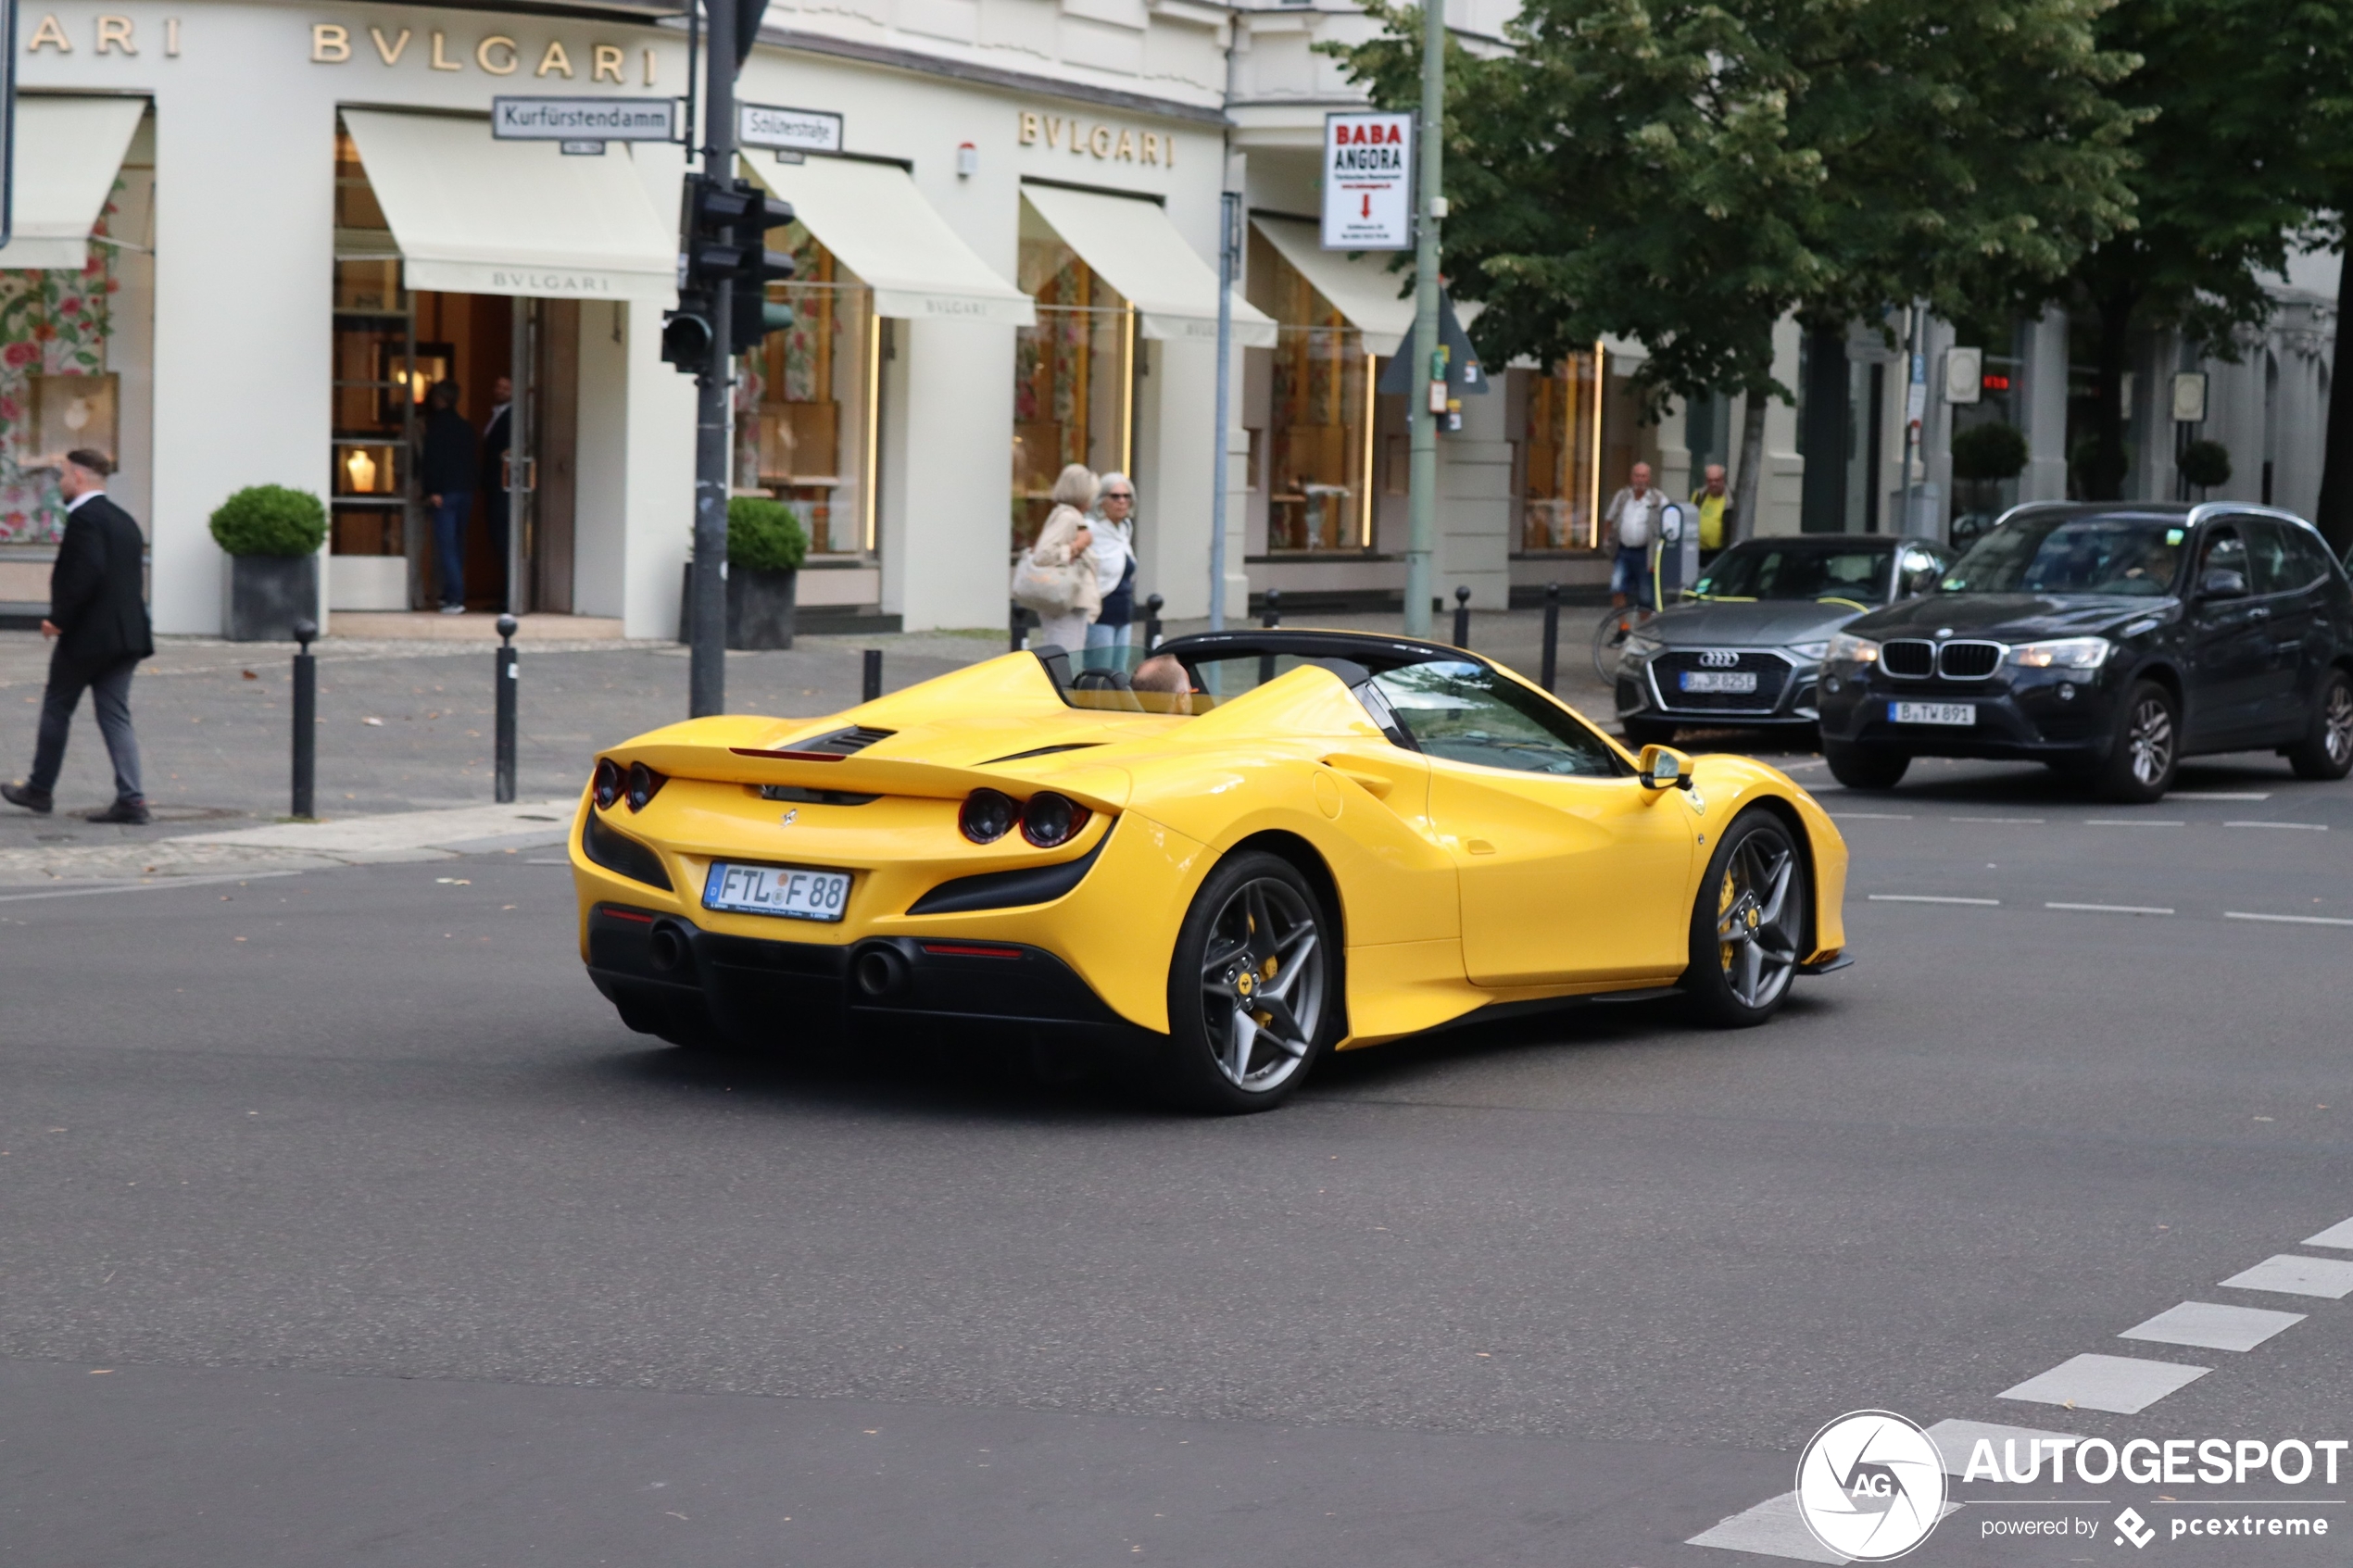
[0,187,126,545]
[1250,238,1371,554]
[736,227,879,558]
[329,126,417,559]
[1516,353,1602,552]
[1012,221,1134,550]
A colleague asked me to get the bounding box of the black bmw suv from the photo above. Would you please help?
[1816,503,2353,803]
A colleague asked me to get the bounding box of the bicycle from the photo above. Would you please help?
[1590,602,1655,685]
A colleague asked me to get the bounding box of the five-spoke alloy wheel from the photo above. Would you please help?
[2095,680,2179,803]
[1163,850,1336,1112]
[1682,810,1807,1027]
[2286,668,2353,782]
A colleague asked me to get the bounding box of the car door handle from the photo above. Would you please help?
[1321,761,1394,798]
[2248,607,2271,621]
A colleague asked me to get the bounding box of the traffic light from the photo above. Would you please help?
[663,174,797,370]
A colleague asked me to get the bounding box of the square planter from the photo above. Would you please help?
[677,564,799,649]
[222,554,320,642]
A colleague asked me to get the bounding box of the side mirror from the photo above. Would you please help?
[1638,744,1695,792]
[2198,567,2248,600]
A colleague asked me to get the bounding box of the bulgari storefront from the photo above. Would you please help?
[1,0,1239,635]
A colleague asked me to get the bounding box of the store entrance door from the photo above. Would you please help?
[401,291,578,614]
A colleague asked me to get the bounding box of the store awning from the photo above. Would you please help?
[744,156,1033,327]
[340,110,673,302]
[0,97,147,270]
[1252,217,1414,356]
[1020,184,1277,349]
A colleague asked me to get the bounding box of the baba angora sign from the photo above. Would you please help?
[1321,111,1414,251]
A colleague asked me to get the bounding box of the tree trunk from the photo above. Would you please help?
[2086,293,2134,500]
[2314,245,2353,555]
[1732,391,1770,543]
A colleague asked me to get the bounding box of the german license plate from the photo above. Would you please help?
[702,861,851,922]
[1680,670,1758,694]
[1890,700,1975,726]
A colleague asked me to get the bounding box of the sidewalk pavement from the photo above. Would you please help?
[0,608,1802,885]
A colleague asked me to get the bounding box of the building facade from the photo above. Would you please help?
[0,0,2334,641]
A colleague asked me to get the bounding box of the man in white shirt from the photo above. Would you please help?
[1604,462,1660,610]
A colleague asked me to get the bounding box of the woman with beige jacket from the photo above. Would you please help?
[1023,463,1101,652]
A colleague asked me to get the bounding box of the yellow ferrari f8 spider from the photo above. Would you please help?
[571,630,1851,1111]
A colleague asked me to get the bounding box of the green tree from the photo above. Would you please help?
[1333,0,2135,534]
[2059,0,2332,502]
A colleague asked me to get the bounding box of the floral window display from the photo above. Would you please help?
[734,226,876,557]
[1011,216,1132,551]
[0,190,122,545]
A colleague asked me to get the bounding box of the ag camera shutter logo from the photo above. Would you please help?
[1795,1411,1949,1561]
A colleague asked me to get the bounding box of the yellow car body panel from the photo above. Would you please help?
[571,641,1850,1051]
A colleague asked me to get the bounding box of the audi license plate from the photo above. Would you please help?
[703,861,851,922]
[1890,700,1976,726]
[1679,670,1758,694]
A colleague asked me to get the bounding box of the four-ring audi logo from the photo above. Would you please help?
[1699,650,1741,668]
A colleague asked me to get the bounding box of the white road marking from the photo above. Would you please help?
[1953,816,2045,823]
[2225,820,2328,831]
[2304,1217,2353,1249]
[1685,1492,1850,1562]
[2118,1300,2306,1352]
[1830,811,1914,820]
[2045,901,2174,916]
[2086,818,2186,826]
[2217,1255,2353,1299]
[1923,1419,2083,1478]
[1998,1353,2211,1414]
[2172,791,2272,799]
[2225,911,2353,928]
[1869,894,2000,906]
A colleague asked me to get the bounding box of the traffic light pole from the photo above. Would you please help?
[688,0,737,720]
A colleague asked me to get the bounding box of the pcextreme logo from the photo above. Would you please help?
[1795,1411,1950,1561]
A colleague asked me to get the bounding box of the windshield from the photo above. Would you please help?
[1692,543,1893,604]
[1941,515,2185,596]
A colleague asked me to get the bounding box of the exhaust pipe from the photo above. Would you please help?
[854,944,909,997]
[647,921,689,974]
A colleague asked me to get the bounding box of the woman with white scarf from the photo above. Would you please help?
[1084,471,1139,663]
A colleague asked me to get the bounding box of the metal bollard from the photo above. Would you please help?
[1540,583,1562,692]
[495,614,519,805]
[290,618,317,820]
[1261,587,1281,629]
[862,648,883,702]
[1453,585,1471,648]
[1143,593,1164,653]
[1009,598,1026,653]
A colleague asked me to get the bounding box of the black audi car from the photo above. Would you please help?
[1816,503,2353,802]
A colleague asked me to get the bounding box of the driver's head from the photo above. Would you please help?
[1132,654,1194,712]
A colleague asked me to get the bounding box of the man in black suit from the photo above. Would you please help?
[3,449,156,824]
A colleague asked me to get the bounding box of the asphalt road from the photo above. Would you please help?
[4,746,2351,1566]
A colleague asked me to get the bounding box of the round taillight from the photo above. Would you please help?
[960,788,1017,844]
[626,761,663,812]
[1020,792,1089,848]
[592,758,623,809]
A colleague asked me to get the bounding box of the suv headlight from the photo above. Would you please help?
[1826,633,1880,665]
[2007,637,2111,670]
[1788,640,1831,661]
[1621,633,1665,662]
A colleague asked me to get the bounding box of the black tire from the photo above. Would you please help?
[1824,742,1909,791]
[1620,717,1678,748]
[2284,667,2353,781]
[2095,680,2180,803]
[1158,850,1339,1113]
[1681,809,1808,1027]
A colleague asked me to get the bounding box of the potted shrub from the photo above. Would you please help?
[724,496,809,650]
[211,484,327,642]
[2177,438,2231,497]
